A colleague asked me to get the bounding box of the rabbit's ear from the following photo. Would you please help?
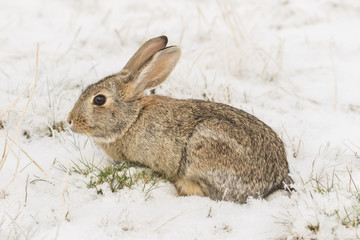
[121,36,168,74]
[125,46,181,98]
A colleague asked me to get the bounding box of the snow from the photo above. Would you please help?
[1,0,360,239]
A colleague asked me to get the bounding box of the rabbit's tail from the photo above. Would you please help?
[263,174,295,199]
[282,174,296,193]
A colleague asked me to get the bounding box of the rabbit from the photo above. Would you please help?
[67,36,293,204]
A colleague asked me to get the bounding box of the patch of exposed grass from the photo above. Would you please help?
[308,170,360,228]
[58,157,164,200]
[89,163,162,198]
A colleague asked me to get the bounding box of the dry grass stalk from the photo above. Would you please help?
[279,87,319,104]
[330,45,338,111]
[24,174,29,204]
[56,27,81,61]
[216,0,244,46]
[5,135,44,172]
[0,44,39,172]
[0,82,31,120]
[282,127,302,159]
[154,209,202,232]
[343,139,360,159]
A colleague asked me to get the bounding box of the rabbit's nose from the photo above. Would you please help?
[67,113,72,125]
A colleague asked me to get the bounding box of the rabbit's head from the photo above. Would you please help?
[67,36,181,142]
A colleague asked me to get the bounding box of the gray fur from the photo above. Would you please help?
[68,36,293,204]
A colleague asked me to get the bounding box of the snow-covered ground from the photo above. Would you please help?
[1,0,360,239]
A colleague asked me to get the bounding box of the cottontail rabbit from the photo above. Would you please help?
[67,36,293,203]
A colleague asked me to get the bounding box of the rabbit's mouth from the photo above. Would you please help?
[69,122,107,139]
[67,113,94,136]
[68,122,93,136]
[68,124,86,134]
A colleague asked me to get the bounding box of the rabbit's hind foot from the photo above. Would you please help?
[174,178,205,197]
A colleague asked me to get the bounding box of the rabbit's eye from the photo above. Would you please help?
[93,95,106,106]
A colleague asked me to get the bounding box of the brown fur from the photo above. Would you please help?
[68,36,293,204]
